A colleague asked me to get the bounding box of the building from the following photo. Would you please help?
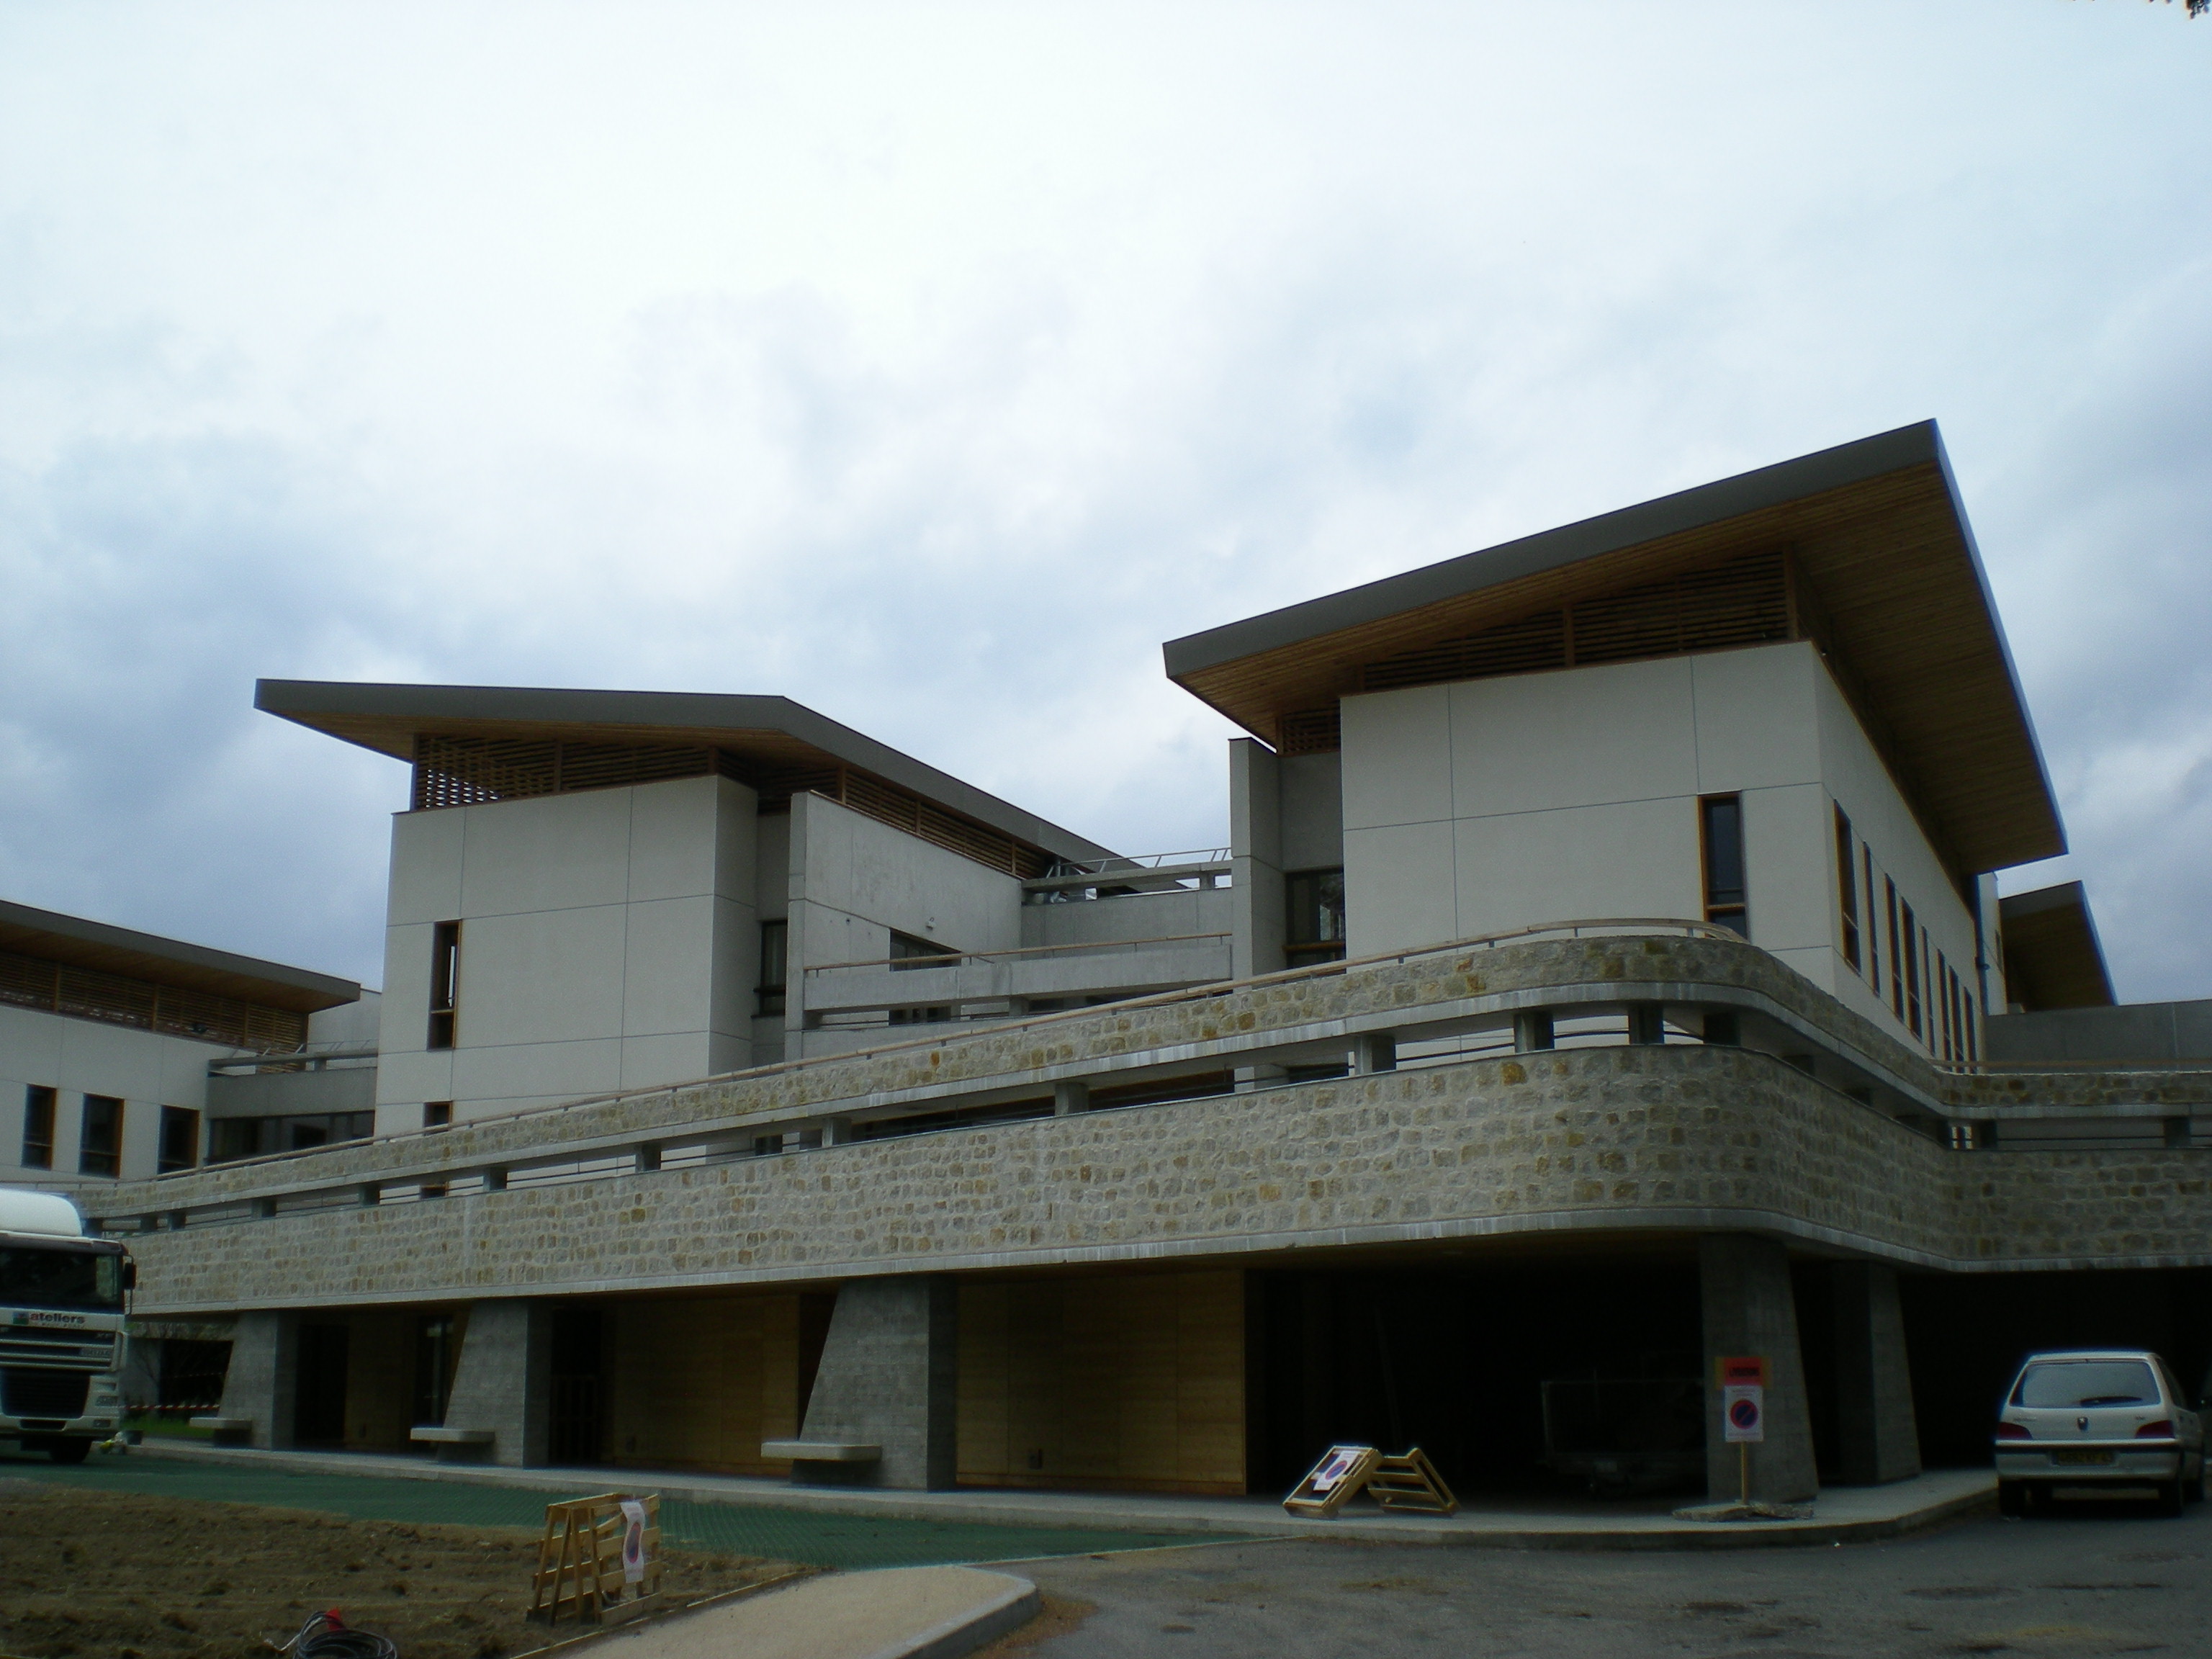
[36,419,2212,1505]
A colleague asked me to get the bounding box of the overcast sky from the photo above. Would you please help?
[1,3,2207,999]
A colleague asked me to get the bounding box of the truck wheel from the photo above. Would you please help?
[48,1439,91,1466]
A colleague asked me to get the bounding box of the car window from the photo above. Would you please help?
[2015,1359,2159,1408]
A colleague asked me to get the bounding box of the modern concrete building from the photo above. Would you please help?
[50,420,2212,1508]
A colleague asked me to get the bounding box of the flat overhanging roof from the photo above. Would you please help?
[1163,421,2064,874]
[2000,881,2115,1011]
[255,681,1115,866]
[0,899,360,1015]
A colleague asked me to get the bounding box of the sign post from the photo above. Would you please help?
[1718,1356,1768,1506]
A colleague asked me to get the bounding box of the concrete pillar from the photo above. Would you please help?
[441,1300,551,1467]
[1053,1081,1089,1116]
[216,1310,298,1450]
[1514,1010,1555,1052]
[1699,1233,1817,1503]
[1229,739,1286,981]
[1627,1004,1666,1046]
[1831,1262,1921,1485]
[797,1277,958,1490]
[1351,1033,1396,1075]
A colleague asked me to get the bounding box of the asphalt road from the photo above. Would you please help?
[994,1496,2212,1657]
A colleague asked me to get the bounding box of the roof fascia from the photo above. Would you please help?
[0,898,360,1010]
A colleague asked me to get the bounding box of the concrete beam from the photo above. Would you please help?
[1699,1233,1818,1503]
[1831,1261,1921,1485]
[796,1277,957,1490]
[441,1300,552,1468]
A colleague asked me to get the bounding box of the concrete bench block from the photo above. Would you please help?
[762,1439,882,1462]
[410,1426,497,1462]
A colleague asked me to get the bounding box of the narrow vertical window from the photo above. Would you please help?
[20,1085,56,1169]
[1963,989,1977,1062]
[1700,796,1748,937]
[427,920,462,1049]
[1900,902,1922,1038]
[158,1105,200,1174]
[1886,880,1905,1018]
[420,1102,453,1197]
[1834,807,1861,972]
[79,1094,123,1178]
[1285,868,1348,963]
[1863,849,1880,994]
[757,920,788,1016]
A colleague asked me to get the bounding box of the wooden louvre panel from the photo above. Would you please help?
[1276,706,1342,756]
[832,770,1051,878]
[1352,549,1791,698]
[0,945,307,1053]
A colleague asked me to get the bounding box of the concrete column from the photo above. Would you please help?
[1627,1004,1666,1046]
[1831,1262,1921,1485]
[1229,739,1285,981]
[1514,1010,1555,1052]
[797,1277,958,1490]
[216,1310,298,1450]
[1052,1081,1089,1116]
[1699,1233,1817,1503]
[1351,1033,1396,1075]
[1235,1064,1290,1094]
[441,1300,551,1467]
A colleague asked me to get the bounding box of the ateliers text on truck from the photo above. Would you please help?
[1,1187,131,1462]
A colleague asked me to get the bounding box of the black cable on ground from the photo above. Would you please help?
[271,1610,398,1659]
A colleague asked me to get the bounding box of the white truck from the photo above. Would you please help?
[1,1187,131,1463]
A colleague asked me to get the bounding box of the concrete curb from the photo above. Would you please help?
[107,1439,1993,1552]
[583,1567,1038,1659]
[862,1570,1039,1659]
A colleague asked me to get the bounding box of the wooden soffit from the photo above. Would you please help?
[2000,882,2116,1012]
[253,681,1115,865]
[0,900,360,1015]
[1162,421,2064,875]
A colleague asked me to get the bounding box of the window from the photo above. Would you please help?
[1834,808,1861,972]
[21,1085,55,1169]
[413,1313,457,1427]
[1886,879,1904,1018]
[888,1005,953,1026]
[1962,989,1977,1061]
[427,920,462,1049]
[1699,796,1748,937]
[889,930,955,969]
[158,1105,199,1174]
[1285,868,1347,964]
[1900,903,1922,1038]
[1863,848,1880,994]
[423,1101,452,1130]
[79,1095,123,1178]
[757,920,788,1017]
[208,1111,374,1164]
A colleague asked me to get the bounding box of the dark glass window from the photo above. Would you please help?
[413,1313,457,1427]
[428,920,462,1049]
[20,1085,56,1170]
[1700,796,1748,937]
[757,920,788,1016]
[889,930,956,969]
[1285,869,1347,964]
[1834,807,1861,972]
[78,1094,123,1178]
[1886,880,1904,1017]
[1902,903,1923,1038]
[158,1105,200,1174]
[0,1246,125,1311]
[207,1111,374,1164]
[1863,848,1880,993]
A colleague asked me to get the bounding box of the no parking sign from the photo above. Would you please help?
[1722,1384,1765,1443]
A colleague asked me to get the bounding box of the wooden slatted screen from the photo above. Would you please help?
[0,947,309,1053]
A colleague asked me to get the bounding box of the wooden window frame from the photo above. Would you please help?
[1886,879,1905,1019]
[1900,901,1922,1038]
[1834,806,1861,973]
[1699,795,1749,938]
[157,1105,200,1174]
[1863,848,1880,994]
[78,1094,124,1179]
[20,1084,56,1170]
[428,920,462,1050]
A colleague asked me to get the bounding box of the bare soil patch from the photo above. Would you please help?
[0,1484,806,1659]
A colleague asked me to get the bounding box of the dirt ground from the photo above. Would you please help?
[0,1485,807,1659]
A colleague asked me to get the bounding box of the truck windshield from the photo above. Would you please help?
[0,1246,124,1311]
[2015,1359,2159,1408]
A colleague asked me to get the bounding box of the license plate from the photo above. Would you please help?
[2051,1449,2116,1466]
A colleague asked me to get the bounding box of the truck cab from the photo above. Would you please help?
[1,1187,129,1463]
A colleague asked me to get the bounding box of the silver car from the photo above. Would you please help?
[1995,1349,2206,1516]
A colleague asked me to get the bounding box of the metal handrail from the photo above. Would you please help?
[804,932,1233,976]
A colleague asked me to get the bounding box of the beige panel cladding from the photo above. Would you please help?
[604,1292,804,1477]
[105,934,2212,1315]
[958,1270,1244,1496]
